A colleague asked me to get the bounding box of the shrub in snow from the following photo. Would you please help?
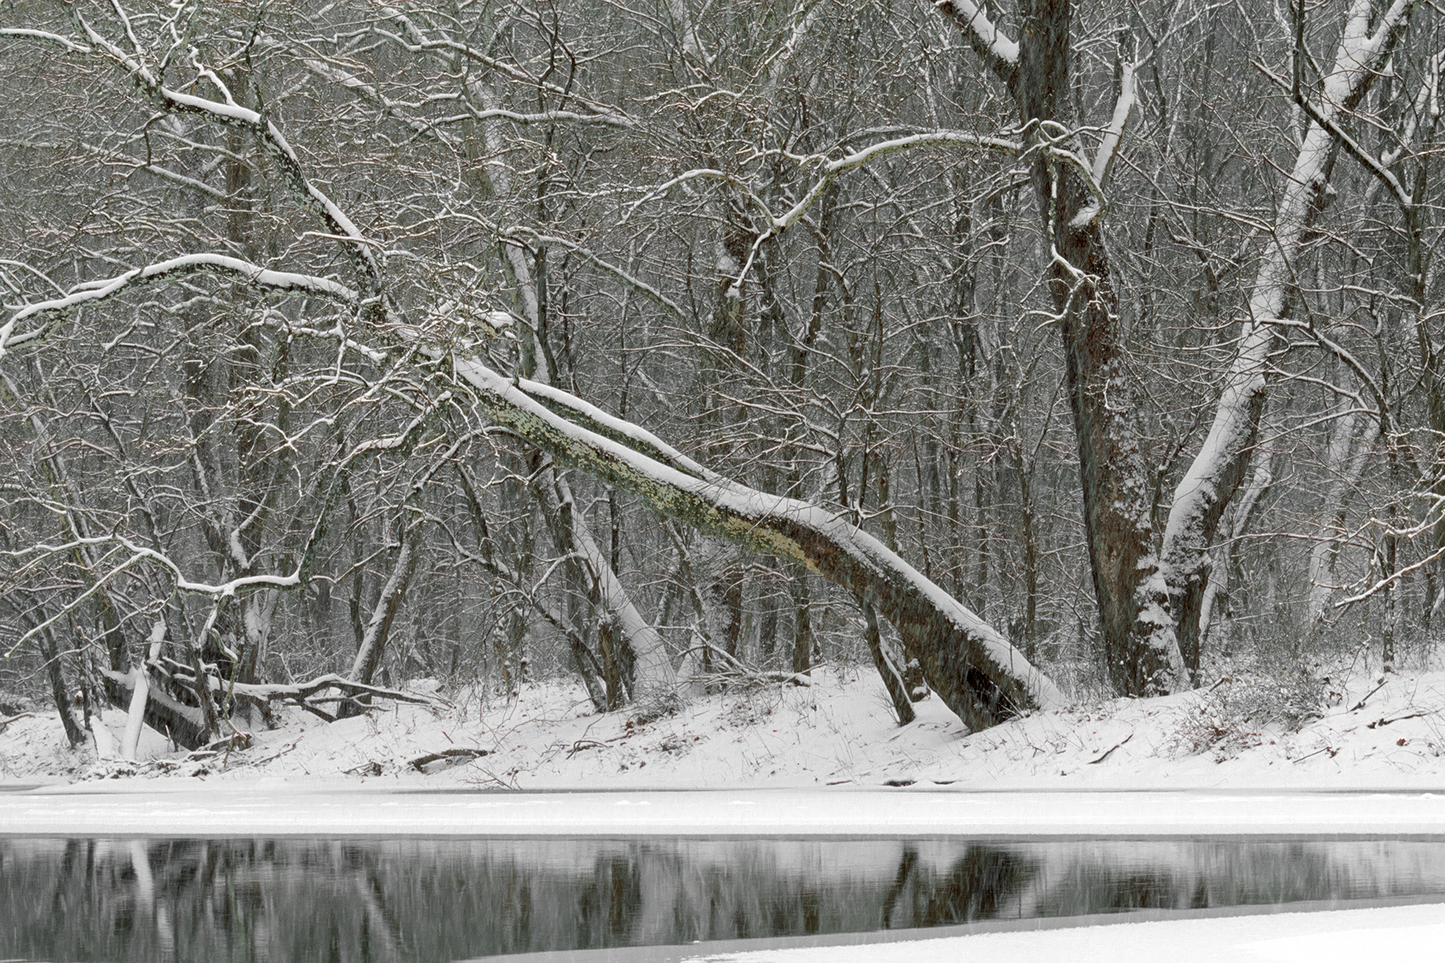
[1171,670,1324,761]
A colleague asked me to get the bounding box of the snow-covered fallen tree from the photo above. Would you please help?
[446,358,1064,731]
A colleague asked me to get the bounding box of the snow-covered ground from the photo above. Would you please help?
[6,663,1445,791]
[4,663,1445,960]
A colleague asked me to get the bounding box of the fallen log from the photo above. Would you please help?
[97,665,210,750]
[227,674,450,717]
[410,747,489,773]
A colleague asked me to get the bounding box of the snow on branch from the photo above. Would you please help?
[9,535,304,598]
[1091,61,1137,189]
[511,231,688,321]
[1339,542,1445,608]
[0,254,358,359]
[1,534,306,659]
[377,6,636,127]
[623,169,772,223]
[0,28,93,53]
[461,106,636,128]
[74,14,386,302]
[766,130,1028,237]
[236,673,446,710]
[1255,61,1414,215]
[716,129,1070,296]
[934,1,1019,76]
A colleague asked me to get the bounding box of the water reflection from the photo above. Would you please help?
[2,836,1444,961]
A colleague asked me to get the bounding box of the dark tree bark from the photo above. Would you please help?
[940,0,1176,694]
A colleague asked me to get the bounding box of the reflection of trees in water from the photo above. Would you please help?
[1008,843,1365,919]
[879,844,1037,927]
[3,838,1445,961]
[8,838,410,961]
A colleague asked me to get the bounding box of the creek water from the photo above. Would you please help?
[2,835,1444,961]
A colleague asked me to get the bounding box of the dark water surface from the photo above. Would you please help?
[3,835,1445,961]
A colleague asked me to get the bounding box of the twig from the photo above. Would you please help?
[1087,733,1133,765]
[675,644,814,687]
[1292,745,1340,763]
[1367,711,1435,729]
[1351,677,1390,712]
[241,742,298,768]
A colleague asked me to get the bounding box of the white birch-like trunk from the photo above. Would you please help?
[554,474,679,703]
[1138,0,1415,676]
[120,618,166,761]
[1307,411,1379,625]
[349,534,416,686]
[471,76,679,704]
[1198,440,1274,652]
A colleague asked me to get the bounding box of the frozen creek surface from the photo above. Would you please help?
[2,787,1445,962]
[7,667,1445,958]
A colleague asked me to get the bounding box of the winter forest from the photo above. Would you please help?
[1,0,1441,752]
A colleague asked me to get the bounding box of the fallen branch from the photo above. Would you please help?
[1367,711,1436,729]
[242,742,298,768]
[1088,733,1133,765]
[678,644,815,688]
[410,747,489,773]
[0,711,32,734]
[199,730,254,753]
[228,673,449,710]
[1292,744,1340,763]
[1351,677,1391,713]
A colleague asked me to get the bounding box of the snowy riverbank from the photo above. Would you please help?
[5,663,1445,792]
[6,665,1445,961]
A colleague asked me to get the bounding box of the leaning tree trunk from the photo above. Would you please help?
[470,72,676,706]
[550,473,679,706]
[449,359,1062,731]
[343,508,421,717]
[1135,0,1414,679]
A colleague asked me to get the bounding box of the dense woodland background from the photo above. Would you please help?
[2,0,1444,746]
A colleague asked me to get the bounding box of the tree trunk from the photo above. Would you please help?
[1198,439,1273,657]
[1307,407,1377,628]
[1136,0,1412,680]
[551,473,679,707]
[343,511,421,716]
[940,0,1181,695]
[861,598,915,725]
[451,360,1062,731]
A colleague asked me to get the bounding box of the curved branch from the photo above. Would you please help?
[75,14,387,310]
[1,254,358,357]
[0,28,92,53]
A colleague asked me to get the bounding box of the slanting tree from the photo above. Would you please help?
[1135,0,1418,679]
[7,0,1435,740]
[938,0,1421,693]
[0,3,1063,732]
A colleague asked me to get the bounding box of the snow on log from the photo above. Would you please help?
[450,356,1063,731]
